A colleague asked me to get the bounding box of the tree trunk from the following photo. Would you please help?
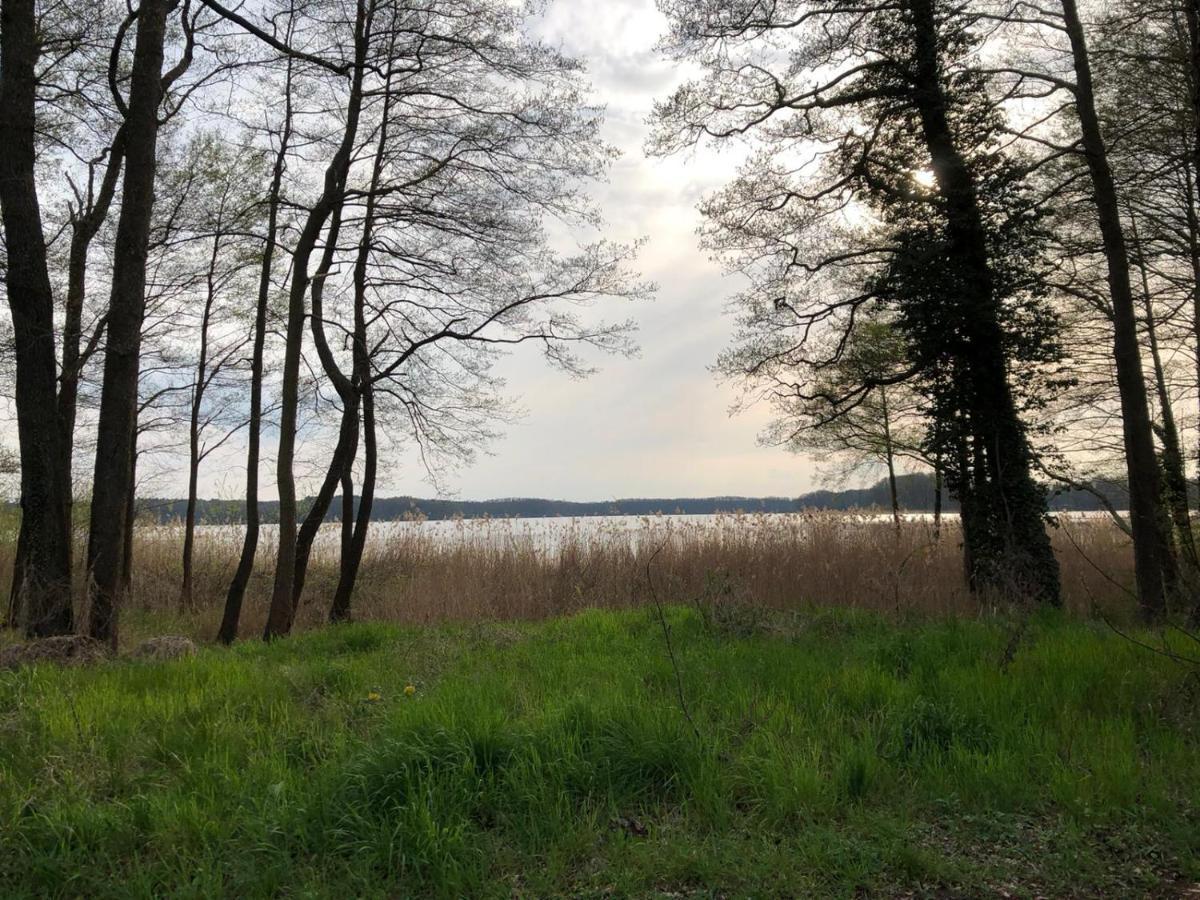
[880,386,901,531]
[121,447,137,596]
[56,137,126,578]
[180,232,220,607]
[85,0,171,650]
[180,465,199,607]
[933,456,943,541]
[283,38,377,624]
[1060,0,1175,620]
[1130,217,1196,573]
[329,50,392,624]
[954,428,975,588]
[219,82,292,644]
[263,242,307,638]
[0,0,75,636]
[281,192,354,622]
[6,516,29,629]
[331,383,375,622]
[264,4,369,639]
[340,466,354,565]
[289,401,359,621]
[909,0,1060,605]
[179,461,199,606]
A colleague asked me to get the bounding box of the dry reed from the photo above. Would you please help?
[0,512,1137,644]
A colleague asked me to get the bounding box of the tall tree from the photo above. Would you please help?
[0,0,74,635]
[1059,0,1176,618]
[85,0,194,648]
[218,52,294,644]
[6,2,133,624]
[261,0,369,639]
[655,0,1063,603]
[1088,0,1200,580]
[195,0,643,635]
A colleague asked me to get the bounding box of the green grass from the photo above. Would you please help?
[1,606,1197,897]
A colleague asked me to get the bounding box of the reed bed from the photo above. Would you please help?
[0,511,1137,643]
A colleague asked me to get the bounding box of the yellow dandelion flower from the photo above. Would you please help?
[366,691,382,702]
[404,684,416,696]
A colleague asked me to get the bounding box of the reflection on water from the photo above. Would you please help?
[183,509,1117,551]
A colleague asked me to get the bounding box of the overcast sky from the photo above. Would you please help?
[305,0,821,502]
[181,1,829,503]
[351,0,822,502]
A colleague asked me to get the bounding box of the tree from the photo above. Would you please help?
[758,320,928,528]
[1061,0,1177,619]
[654,0,1063,603]
[167,135,259,607]
[195,0,644,635]
[218,49,294,644]
[0,0,75,636]
[5,0,133,630]
[260,0,369,639]
[54,4,134,577]
[1089,0,1200,579]
[988,0,1179,618]
[85,0,197,648]
[1128,213,1197,574]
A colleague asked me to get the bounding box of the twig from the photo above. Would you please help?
[1059,519,1137,601]
[1096,609,1199,669]
[1036,462,1132,537]
[645,538,700,739]
[1168,623,1200,650]
[892,537,933,615]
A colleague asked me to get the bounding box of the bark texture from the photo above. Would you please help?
[0,0,75,636]
[85,0,172,649]
[908,0,1061,604]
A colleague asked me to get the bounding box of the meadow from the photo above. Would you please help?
[3,513,1197,897]
[1,607,1198,897]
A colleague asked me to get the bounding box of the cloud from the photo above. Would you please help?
[197,0,822,503]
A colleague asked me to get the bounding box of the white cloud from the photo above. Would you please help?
[192,0,822,503]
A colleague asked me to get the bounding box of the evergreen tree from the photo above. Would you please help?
[655,0,1066,602]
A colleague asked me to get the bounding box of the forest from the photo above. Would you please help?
[2,0,1200,896]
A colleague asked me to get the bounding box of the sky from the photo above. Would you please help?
[354,0,823,502]
[0,0,830,505]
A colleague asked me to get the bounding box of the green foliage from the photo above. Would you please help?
[0,609,1196,897]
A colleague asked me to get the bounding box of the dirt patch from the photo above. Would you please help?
[0,635,110,671]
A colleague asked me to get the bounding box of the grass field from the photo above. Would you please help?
[1,606,1197,897]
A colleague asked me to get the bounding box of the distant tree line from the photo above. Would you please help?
[103,471,1139,525]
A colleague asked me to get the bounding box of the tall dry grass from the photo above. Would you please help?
[0,512,1137,643]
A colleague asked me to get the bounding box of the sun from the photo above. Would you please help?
[912,168,937,188]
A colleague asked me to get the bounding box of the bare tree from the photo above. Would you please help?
[160,136,260,607]
[758,320,929,529]
[194,0,644,635]
[85,0,202,648]
[0,0,75,636]
[986,0,1180,618]
[219,49,294,643]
